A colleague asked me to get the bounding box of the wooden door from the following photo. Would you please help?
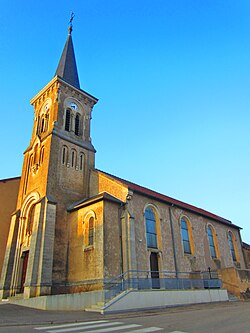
[20,251,29,293]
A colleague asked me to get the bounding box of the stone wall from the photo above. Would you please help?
[67,200,104,292]
[126,191,245,275]
[0,177,20,277]
[242,242,250,268]
[219,267,250,298]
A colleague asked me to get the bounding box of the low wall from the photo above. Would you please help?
[10,290,104,310]
[219,267,250,297]
[104,289,229,313]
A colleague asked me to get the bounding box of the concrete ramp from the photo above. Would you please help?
[102,289,229,313]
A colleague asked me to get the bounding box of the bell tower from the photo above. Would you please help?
[0,20,98,299]
[23,21,98,204]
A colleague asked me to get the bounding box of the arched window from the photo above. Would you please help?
[207,225,217,258]
[71,149,76,168]
[228,231,237,262]
[88,217,94,246]
[65,109,71,131]
[145,207,157,248]
[75,114,80,136]
[83,215,95,248]
[33,144,39,165]
[62,146,68,165]
[29,154,34,169]
[36,116,40,135]
[180,216,193,254]
[26,205,35,236]
[79,153,84,171]
[40,146,45,164]
[41,117,45,133]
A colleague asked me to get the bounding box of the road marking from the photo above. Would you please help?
[122,327,163,332]
[47,322,124,333]
[34,320,165,333]
[78,324,141,333]
[35,321,108,330]
[169,331,188,333]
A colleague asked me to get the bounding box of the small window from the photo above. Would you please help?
[26,205,35,235]
[79,153,84,170]
[71,150,76,167]
[228,231,237,262]
[88,217,94,246]
[36,116,40,135]
[145,207,157,248]
[40,146,45,164]
[62,146,68,165]
[29,154,34,169]
[65,110,71,131]
[207,225,217,258]
[181,217,192,254]
[41,118,45,133]
[75,114,80,136]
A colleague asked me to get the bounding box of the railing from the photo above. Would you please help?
[104,270,221,302]
[236,268,250,282]
[50,270,221,302]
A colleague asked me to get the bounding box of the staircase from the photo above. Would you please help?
[85,290,130,314]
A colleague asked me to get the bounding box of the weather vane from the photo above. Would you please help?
[68,12,75,34]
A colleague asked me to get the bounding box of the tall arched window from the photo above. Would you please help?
[40,146,45,164]
[29,154,34,170]
[62,146,68,165]
[180,216,193,254]
[75,114,80,136]
[41,117,45,133]
[79,153,84,171]
[36,116,40,135]
[71,149,76,168]
[65,109,71,131]
[228,231,237,262]
[88,217,94,246]
[145,207,157,248]
[207,225,217,258]
[26,205,35,236]
[83,215,95,248]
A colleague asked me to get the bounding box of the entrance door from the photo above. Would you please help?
[150,252,160,289]
[20,251,29,293]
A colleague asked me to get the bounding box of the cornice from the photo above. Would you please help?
[30,76,98,110]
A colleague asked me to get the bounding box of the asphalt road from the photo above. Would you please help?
[0,301,249,333]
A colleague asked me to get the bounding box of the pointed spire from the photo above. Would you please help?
[55,13,80,89]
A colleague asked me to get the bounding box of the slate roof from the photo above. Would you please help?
[0,176,21,183]
[97,169,241,229]
[55,29,80,89]
[242,242,250,250]
[67,192,123,212]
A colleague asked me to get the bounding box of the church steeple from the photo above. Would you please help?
[55,16,80,89]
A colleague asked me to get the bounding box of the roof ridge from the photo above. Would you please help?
[96,169,237,226]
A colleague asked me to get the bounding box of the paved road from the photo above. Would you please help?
[0,301,249,333]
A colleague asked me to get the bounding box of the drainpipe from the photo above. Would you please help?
[120,201,130,277]
[118,203,125,276]
[169,205,179,278]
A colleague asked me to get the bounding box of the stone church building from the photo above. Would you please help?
[0,24,247,303]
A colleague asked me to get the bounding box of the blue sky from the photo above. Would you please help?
[1,1,250,244]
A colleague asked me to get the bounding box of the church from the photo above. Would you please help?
[0,22,248,309]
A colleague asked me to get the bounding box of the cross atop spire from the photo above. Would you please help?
[55,14,80,89]
[68,12,75,35]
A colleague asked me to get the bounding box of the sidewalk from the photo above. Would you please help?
[0,303,103,327]
[0,300,244,328]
